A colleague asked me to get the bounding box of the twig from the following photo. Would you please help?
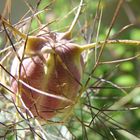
[81,39,140,52]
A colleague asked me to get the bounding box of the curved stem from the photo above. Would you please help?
[62,0,83,39]
[0,14,27,39]
[80,39,140,52]
[68,0,83,34]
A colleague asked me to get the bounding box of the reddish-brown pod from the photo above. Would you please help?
[11,33,84,120]
[0,0,84,120]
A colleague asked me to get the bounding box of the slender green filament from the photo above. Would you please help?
[0,14,27,39]
[80,39,140,52]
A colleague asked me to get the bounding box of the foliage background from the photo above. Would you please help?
[0,0,140,139]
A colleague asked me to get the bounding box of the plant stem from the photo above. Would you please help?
[0,14,27,39]
[80,39,140,52]
[62,0,83,39]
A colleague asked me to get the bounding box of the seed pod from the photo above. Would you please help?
[11,32,84,120]
[0,6,84,120]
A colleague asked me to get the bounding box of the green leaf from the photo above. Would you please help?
[114,45,126,56]
[115,75,136,86]
[130,29,140,40]
[119,62,134,72]
[0,37,2,46]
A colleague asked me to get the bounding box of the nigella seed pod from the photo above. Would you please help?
[0,3,85,120]
[11,33,84,120]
